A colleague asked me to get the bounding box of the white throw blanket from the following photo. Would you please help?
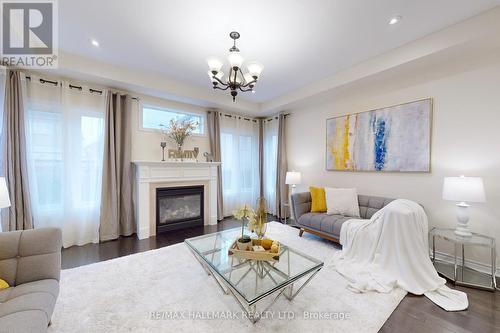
[330,199,468,311]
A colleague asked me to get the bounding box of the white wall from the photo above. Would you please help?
[131,94,211,162]
[286,59,500,269]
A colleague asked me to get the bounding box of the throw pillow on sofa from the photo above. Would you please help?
[309,186,327,212]
[325,187,360,217]
[0,278,9,289]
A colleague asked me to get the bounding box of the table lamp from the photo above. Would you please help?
[285,171,301,194]
[442,175,485,237]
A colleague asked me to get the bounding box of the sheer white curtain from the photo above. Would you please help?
[0,68,5,232]
[263,118,278,215]
[0,68,5,176]
[25,76,106,247]
[220,115,260,216]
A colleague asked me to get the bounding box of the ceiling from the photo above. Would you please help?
[59,0,500,103]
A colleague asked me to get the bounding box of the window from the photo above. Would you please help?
[141,106,204,135]
[28,110,63,209]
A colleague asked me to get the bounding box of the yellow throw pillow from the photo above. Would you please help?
[0,279,9,290]
[310,186,327,212]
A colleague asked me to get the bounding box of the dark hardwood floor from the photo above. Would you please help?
[62,218,500,333]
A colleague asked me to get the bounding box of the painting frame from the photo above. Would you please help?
[325,98,433,173]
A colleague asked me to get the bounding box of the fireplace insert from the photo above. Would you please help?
[156,185,204,233]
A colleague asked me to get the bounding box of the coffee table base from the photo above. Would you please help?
[188,246,322,324]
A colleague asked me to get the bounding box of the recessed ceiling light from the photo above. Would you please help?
[388,15,402,25]
[90,39,99,47]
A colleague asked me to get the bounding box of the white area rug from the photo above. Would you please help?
[49,222,406,333]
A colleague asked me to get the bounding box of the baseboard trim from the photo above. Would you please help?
[432,250,499,278]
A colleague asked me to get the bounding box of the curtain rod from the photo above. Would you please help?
[218,112,258,123]
[209,111,290,123]
[265,113,291,122]
[25,75,140,100]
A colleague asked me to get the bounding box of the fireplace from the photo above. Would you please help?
[156,186,204,233]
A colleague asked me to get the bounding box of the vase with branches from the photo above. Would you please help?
[160,118,198,161]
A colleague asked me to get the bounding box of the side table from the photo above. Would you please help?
[429,227,497,291]
[281,202,290,225]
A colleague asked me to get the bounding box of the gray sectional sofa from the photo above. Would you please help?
[0,228,62,333]
[291,192,394,243]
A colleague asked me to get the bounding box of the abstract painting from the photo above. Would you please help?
[326,98,432,172]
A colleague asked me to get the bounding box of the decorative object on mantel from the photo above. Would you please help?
[206,31,264,102]
[160,142,167,161]
[442,175,486,237]
[160,119,198,161]
[326,98,432,172]
[193,147,199,161]
[167,147,199,161]
[203,152,214,162]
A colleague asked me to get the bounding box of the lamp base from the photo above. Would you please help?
[454,228,472,237]
[454,202,472,237]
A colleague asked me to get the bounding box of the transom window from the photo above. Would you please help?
[141,106,205,135]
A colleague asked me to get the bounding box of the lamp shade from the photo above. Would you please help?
[0,177,11,208]
[206,57,223,73]
[243,73,254,85]
[227,51,244,69]
[285,171,301,185]
[246,61,264,78]
[442,176,486,203]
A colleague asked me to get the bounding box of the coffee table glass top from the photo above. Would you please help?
[185,228,323,304]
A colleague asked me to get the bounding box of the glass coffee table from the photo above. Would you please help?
[185,228,323,323]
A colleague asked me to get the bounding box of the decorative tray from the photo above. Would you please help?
[228,238,280,261]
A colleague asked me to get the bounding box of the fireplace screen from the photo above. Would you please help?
[156,186,204,233]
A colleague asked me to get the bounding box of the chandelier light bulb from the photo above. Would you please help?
[227,51,244,69]
[207,57,223,73]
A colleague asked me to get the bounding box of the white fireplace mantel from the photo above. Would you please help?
[133,160,220,239]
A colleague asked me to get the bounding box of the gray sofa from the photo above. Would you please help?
[291,192,394,243]
[0,228,62,333]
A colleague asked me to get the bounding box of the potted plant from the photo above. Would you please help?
[232,205,255,250]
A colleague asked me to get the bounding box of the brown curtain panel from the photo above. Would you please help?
[275,114,288,219]
[1,70,33,231]
[258,119,264,197]
[99,92,136,241]
[207,110,223,220]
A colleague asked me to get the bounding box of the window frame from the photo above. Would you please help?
[139,104,207,137]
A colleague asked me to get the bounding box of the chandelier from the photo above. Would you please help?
[207,31,264,102]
